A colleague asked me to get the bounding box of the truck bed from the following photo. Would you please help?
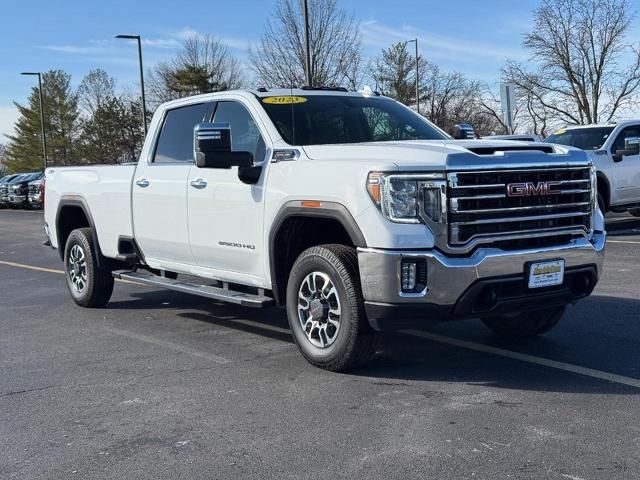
[44,164,136,258]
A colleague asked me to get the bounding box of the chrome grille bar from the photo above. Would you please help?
[446,166,593,247]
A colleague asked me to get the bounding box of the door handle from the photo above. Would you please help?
[190,179,208,189]
[135,178,150,188]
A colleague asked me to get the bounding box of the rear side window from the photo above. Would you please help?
[153,103,210,163]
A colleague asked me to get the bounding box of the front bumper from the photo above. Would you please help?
[8,194,27,205]
[358,232,605,329]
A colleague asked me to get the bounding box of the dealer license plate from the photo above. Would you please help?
[528,260,565,289]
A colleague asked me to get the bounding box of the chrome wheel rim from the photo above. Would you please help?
[68,244,87,292]
[297,271,341,348]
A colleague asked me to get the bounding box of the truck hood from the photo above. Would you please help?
[302,140,587,171]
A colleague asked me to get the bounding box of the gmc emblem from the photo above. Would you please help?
[506,181,561,197]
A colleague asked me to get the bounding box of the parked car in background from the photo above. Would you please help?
[483,134,542,142]
[6,172,43,209]
[0,174,21,208]
[28,177,45,209]
[544,121,640,216]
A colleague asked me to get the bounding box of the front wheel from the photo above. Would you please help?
[286,244,378,371]
[64,227,114,308]
[481,306,566,338]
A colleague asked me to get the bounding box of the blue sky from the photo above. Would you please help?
[0,0,585,138]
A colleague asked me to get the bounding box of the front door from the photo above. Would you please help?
[132,102,212,267]
[610,125,640,204]
[187,100,268,283]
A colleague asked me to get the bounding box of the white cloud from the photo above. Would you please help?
[0,105,19,140]
[37,44,111,55]
[360,20,526,62]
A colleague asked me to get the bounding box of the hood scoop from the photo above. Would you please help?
[466,145,555,155]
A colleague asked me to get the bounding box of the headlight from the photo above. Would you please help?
[367,172,445,224]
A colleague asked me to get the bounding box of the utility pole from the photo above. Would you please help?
[302,0,312,86]
[21,72,48,169]
[405,38,420,114]
[116,34,147,136]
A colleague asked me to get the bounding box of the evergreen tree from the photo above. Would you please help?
[372,42,418,106]
[5,70,80,172]
[78,96,143,164]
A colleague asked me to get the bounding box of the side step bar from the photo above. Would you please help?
[113,270,275,308]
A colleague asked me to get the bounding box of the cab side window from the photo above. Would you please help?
[153,103,210,163]
[213,101,266,160]
[613,126,640,153]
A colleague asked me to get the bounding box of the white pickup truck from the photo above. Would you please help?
[545,121,640,216]
[44,88,605,371]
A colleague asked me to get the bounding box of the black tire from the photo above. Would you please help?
[64,227,114,308]
[481,306,566,338]
[597,192,606,213]
[286,244,378,371]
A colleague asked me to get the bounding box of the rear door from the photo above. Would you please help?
[610,125,640,204]
[187,99,268,281]
[132,101,213,267]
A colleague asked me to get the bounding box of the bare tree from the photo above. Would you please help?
[505,0,640,125]
[147,34,243,107]
[77,69,116,116]
[249,0,363,88]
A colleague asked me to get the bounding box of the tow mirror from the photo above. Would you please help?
[613,137,640,162]
[624,137,640,156]
[194,122,253,169]
[453,123,475,139]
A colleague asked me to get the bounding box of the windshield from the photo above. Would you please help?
[259,95,448,146]
[545,127,614,150]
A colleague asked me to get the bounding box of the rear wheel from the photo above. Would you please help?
[481,306,566,338]
[286,244,378,371]
[64,227,114,308]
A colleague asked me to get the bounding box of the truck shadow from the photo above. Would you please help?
[108,290,640,394]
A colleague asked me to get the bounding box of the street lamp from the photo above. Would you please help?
[21,72,48,169]
[301,0,312,86]
[404,38,420,114]
[115,34,147,135]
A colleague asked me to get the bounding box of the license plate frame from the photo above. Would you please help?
[527,259,565,289]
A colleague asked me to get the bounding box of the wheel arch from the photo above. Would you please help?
[268,201,367,305]
[596,172,611,212]
[55,196,103,264]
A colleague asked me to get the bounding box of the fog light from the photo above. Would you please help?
[401,261,417,291]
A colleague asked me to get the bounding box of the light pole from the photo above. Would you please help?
[302,0,312,86]
[21,72,48,169]
[404,38,420,114]
[116,34,147,135]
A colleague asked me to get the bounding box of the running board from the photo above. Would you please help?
[113,270,275,308]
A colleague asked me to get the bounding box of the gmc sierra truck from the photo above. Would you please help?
[545,121,640,216]
[44,88,606,371]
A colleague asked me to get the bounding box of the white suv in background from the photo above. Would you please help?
[545,121,640,216]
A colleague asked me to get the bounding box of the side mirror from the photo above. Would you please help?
[453,123,475,139]
[194,122,253,169]
[613,137,640,162]
[624,137,640,156]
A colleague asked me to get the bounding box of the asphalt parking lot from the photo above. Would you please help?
[1,210,640,479]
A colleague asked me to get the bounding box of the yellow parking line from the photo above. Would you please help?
[0,259,63,274]
[0,259,140,284]
[406,330,640,389]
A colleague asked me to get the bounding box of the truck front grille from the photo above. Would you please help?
[28,183,38,196]
[447,167,593,247]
